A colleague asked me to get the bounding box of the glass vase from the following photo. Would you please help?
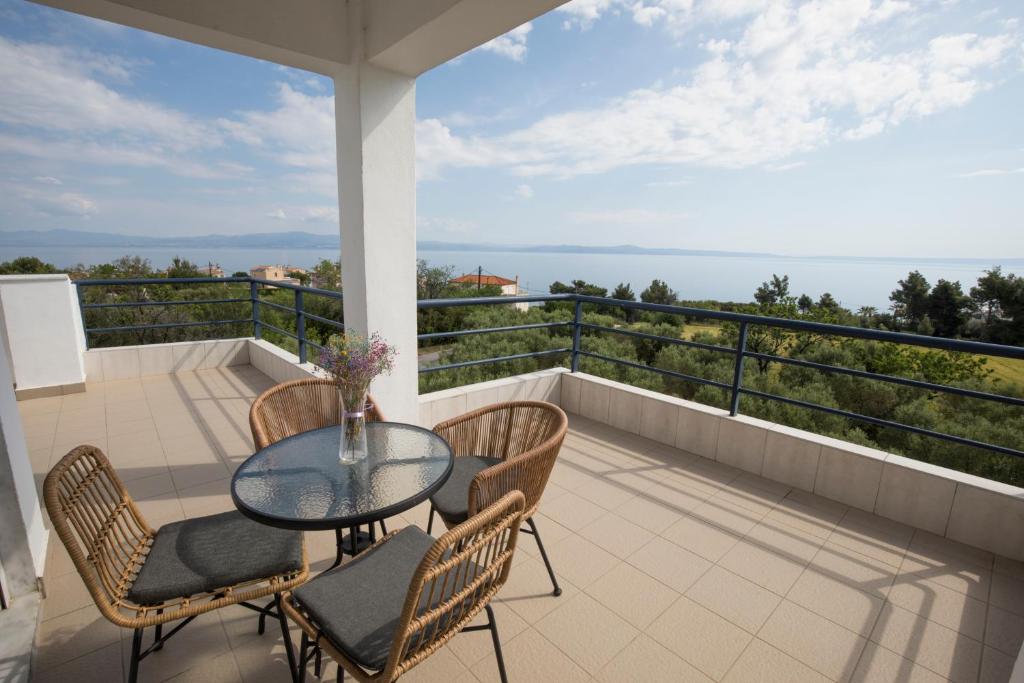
[337,385,369,463]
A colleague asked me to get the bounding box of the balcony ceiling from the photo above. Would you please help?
[30,0,570,76]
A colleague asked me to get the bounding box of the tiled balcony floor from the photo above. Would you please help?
[19,365,1024,682]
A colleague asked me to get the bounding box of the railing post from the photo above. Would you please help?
[729,322,749,416]
[75,282,89,350]
[571,299,583,372]
[250,280,262,340]
[295,289,306,364]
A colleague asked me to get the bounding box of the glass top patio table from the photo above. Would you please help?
[231,422,453,532]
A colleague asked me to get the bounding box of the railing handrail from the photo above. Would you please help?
[74,277,1024,461]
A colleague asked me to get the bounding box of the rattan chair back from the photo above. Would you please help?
[43,445,155,627]
[283,491,526,683]
[250,377,385,450]
[433,401,568,518]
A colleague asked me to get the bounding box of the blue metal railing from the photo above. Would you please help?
[75,278,1024,459]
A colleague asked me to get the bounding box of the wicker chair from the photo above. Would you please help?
[249,377,385,451]
[426,401,568,596]
[43,445,309,683]
[281,491,526,683]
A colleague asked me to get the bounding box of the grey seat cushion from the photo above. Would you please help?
[430,456,502,524]
[127,510,304,605]
[292,526,475,671]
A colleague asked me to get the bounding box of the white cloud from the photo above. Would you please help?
[557,0,621,30]
[417,215,479,238]
[568,208,688,224]
[646,178,693,187]
[764,161,807,171]
[53,192,97,216]
[267,208,287,220]
[956,167,1024,178]
[475,23,533,62]
[514,184,534,199]
[33,175,61,185]
[420,3,1017,180]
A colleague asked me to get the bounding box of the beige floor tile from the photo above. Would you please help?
[869,603,983,683]
[758,600,867,682]
[124,470,176,500]
[176,477,235,517]
[899,548,991,602]
[686,565,781,634]
[993,555,1024,581]
[850,642,950,683]
[585,561,680,629]
[536,592,638,673]
[809,542,898,598]
[34,604,122,672]
[718,540,806,596]
[661,512,743,562]
[545,533,620,589]
[626,536,713,594]
[596,634,714,683]
[446,603,529,669]
[570,472,642,510]
[829,508,913,568]
[646,596,752,680]
[980,645,1015,683]
[711,475,788,516]
[786,568,884,637]
[615,491,686,533]
[990,572,1024,617]
[166,651,242,682]
[469,628,590,683]
[743,518,826,564]
[985,605,1024,657]
[689,497,765,536]
[124,612,231,683]
[910,530,994,569]
[578,511,656,559]
[723,639,829,683]
[39,571,96,621]
[764,495,844,540]
[498,558,580,624]
[540,491,609,531]
[642,478,712,515]
[32,641,123,683]
[170,460,233,492]
[400,645,469,683]
[230,622,299,683]
[108,416,158,438]
[887,574,987,640]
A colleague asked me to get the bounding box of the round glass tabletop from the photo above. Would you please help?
[231,422,453,530]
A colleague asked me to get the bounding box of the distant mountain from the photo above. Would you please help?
[0,229,1018,264]
[0,229,340,249]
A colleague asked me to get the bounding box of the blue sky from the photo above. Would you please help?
[0,0,1021,257]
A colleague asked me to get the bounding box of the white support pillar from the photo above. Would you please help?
[333,62,418,422]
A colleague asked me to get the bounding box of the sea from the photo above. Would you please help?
[3,245,1019,311]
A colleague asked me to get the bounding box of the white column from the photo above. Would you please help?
[333,62,419,422]
[0,331,48,599]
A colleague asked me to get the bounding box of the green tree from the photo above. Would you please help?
[166,257,202,278]
[287,270,311,286]
[310,259,342,291]
[797,294,814,312]
[550,280,607,297]
[0,256,60,274]
[417,259,455,299]
[755,274,790,306]
[611,282,635,302]
[927,279,971,337]
[232,271,248,278]
[970,267,1008,325]
[890,271,931,329]
[817,292,839,310]
[640,279,676,305]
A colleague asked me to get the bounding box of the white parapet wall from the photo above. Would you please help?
[0,275,87,399]
[562,371,1024,563]
[83,339,251,382]
[418,367,566,428]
